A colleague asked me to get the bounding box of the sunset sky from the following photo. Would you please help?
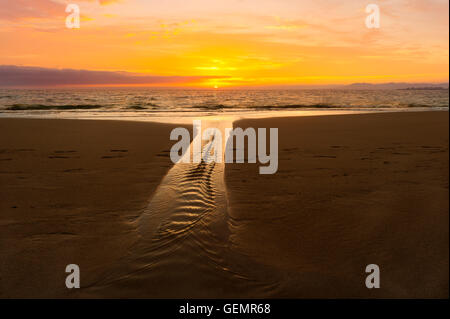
[0,0,448,87]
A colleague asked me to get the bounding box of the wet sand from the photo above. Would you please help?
[225,111,449,298]
[0,118,190,298]
[0,112,448,298]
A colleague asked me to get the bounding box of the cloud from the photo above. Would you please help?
[0,0,65,21]
[98,0,121,5]
[0,65,226,87]
[0,0,121,21]
[79,0,122,5]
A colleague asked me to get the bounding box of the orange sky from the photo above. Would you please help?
[0,0,448,87]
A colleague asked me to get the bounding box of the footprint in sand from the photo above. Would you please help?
[101,149,128,159]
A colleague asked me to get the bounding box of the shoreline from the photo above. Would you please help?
[0,108,447,126]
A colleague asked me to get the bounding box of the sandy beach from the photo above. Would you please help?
[0,111,448,298]
[0,118,191,298]
[226,111,449,298]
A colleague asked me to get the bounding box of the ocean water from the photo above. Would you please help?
[0,88,448,121]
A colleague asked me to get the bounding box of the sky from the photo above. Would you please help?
[0,0,448,87]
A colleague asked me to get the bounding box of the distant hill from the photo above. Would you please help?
[343,82,449,90]
[237,82,449,90]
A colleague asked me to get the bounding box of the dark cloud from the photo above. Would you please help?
[0,65,225,87]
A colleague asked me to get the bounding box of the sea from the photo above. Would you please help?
[0,87,448,122]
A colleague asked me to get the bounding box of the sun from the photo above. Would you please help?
[214,85,219,89]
